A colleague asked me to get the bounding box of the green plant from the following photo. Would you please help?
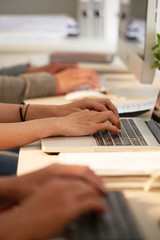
[150,34,160,70]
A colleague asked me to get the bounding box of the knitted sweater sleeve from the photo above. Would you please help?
[0,72,56,103]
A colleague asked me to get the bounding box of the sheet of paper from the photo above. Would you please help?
[0,14,78,32]
[0,14,79,43]
[115,97,157,114]
[59,152,160,175]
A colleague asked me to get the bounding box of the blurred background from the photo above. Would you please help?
[0,0,147,67]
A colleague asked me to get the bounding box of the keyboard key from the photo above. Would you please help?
[120,126,132,146]
[121,119,141,146]
[110,132,123,146]
[65,191,143,240]
[121,119,137,138]
[93,119,148,147]
[130,138,142,146]
[128,119,147,146]
[101,131,114,146]
[93,132,105,146]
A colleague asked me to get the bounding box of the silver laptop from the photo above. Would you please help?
[41,116,160,153]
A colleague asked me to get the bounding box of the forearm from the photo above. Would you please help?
[0,118,60,150]
[20,72,56,100]
[0,103,21,123]
[0,72,56,104]
[0,64,28,76]
[0,103,61,123]
[0,203,54,240]
[24,104,61,120]
[0,176,17,201]
[0,207,34,240]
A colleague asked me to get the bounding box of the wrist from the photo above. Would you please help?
[25,104,59,120]
[38,117,64,138]
[0,205,36,240]
[0,176,23,202]
[27,66,39,73]
[44,105,60,118]
[52,103,76,117]
[53,74,62,95]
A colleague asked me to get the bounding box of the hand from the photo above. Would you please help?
[6,164,106,202]
[54,68,101,95]
[27,62,78,74]
[6,179,107,240]
[56,109,121,136]
[56,97,119,118]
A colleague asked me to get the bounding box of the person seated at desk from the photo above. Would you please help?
[0,163,107,239]
[0,99,121,176]
[0,62,100,103]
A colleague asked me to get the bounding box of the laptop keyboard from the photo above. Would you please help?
[65,191,143,240]
[93,119,147,146]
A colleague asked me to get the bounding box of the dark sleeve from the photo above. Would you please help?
[0,64,29,76]
[0,72,56,103]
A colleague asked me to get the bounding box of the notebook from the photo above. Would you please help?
[41,116,160,153]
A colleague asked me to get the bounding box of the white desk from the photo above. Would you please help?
[18,90,160,240]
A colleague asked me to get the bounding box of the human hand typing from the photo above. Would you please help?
[27,62,78,74]
[54,68,101,95]
[0,178,106,240]
[54,110,121,136]
[55,97,119,118]
[4,164,106,202]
